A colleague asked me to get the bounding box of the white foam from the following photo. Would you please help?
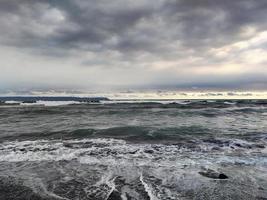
[0,138,266,168]
[224,101,236,105]
[21,100,83,106]
[4,101,20,104]
[140,173,158,200]
[101,100,191,105]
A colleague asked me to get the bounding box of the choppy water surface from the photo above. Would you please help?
[0,100,267,199]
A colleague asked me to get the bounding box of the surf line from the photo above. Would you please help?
[139,172,158,200]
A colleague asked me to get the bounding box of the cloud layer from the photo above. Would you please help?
[0,0,267,91]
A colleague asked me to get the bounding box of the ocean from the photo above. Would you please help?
[0,98,266,199]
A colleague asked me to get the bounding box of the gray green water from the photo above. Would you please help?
[0,100,267,199]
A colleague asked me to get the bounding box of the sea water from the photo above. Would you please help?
[0,99,266,199]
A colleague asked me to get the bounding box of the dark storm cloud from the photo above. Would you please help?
[1,0,267,54]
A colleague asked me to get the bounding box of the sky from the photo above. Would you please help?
[0,0,267,93]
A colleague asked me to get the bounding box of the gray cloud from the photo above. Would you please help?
[1,0,266,53]
[0,0,267,91]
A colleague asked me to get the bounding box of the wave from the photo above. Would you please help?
[0,138,266,164]
[2,124,267,144]
[1,126,266,158]
[1,126,215,142]
[1,98,267,108]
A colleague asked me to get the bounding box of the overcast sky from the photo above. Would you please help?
[0,0,267,92]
